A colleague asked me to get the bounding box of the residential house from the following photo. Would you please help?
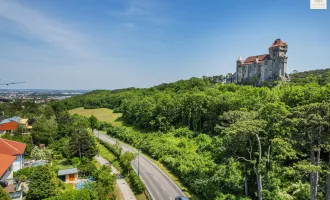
[0,117,21,134]
[0,138,26,172]
[58,168,79,183]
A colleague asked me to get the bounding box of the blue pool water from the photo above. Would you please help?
[32,161,47,167]
[76,181,88,190]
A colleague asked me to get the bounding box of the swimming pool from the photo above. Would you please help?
[75,181,88,190]
[32,161,47,167]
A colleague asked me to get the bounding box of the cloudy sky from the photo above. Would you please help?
[0,0,329,90]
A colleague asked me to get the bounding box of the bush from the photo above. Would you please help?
[14,167,34,181]
[126,172,145,194]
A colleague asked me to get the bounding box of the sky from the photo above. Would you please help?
[0,0,329,90]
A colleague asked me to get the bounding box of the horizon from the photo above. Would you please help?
[1,0,329,90]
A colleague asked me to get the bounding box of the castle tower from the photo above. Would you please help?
[269,39,288,80]
[236,56,243,83]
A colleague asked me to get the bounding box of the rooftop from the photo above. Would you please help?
[58,168,78,176]
[0,138,26,156]
[0,116,21,124]
[0,153,16,178]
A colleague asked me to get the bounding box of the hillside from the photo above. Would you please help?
[56,68,330,200]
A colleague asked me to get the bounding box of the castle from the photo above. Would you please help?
[226,39,290,84]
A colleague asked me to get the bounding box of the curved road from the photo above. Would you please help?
[94,130,186,200]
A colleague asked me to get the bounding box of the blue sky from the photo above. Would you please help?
[0,0,329,90]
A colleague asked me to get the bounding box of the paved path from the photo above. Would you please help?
[94,130,185,200]
[95,155,136,200]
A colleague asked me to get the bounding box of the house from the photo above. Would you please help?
[58,168,79,183]
[0,154,24,200]
[0,138,26,171]
[0,117,21,134]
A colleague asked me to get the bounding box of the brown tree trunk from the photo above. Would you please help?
[265,144,271,187]
[310,149,316,200]
[326,152,330,200]
[256,134,262,200]
[244,163,248,196]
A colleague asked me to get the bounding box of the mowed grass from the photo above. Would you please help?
[69,107,122,126]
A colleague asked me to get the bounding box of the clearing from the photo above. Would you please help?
[69,107,122,126]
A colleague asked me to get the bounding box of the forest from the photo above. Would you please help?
[52,69,330,200]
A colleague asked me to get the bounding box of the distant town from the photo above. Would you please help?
[0,89,89,103]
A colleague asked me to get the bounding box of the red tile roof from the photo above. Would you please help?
[0,121,18,131]
[269,38,287,48]
[0,154,16,177]
[0,138,26,156]
[244,54,269,64]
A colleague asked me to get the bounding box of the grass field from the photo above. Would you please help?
[69,107,122,126]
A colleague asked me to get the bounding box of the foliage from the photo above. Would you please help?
[44,189,96,200]
[31,116,57,145]
[27,165,60,200]
[94,166,117,200]
[68,129,98,159]
[89,115,99,130]
[14,166,34,182]
[30,146,53,160]
[0,186,10,200]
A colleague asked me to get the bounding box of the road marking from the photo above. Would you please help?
[153,176,158,182]
[169,197,173,200]
[161,184,166,191]
[148,169,151,173]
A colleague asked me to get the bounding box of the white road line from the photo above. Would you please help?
[169,197,173,200]
[161,184,166,191]
[153,176,158,182]
[148,169,151,173]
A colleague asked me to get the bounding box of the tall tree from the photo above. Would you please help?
[89,115,99,131]
[68,129,98,159]
[31,116,57,145]
[27,165,59,200]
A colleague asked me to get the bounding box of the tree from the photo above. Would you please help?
[94,166,116,199]
[30,146,53,160]
[27,165,59,200]
[68,129,98,159]
[89,115,99,131]
[31,116,57,146]
[0,187,10,200]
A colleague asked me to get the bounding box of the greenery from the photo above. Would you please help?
[68,129,98,159]
[58,70,330,199]
[45,189,96,200]
[27,165,60,200]
[98,140,146,195]
[69,107,122,126]
[0,186,10,200]
[30,146,53,160]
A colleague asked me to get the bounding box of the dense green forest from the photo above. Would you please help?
[53,69,330,199]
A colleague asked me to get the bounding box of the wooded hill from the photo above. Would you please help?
[56,69,330,200]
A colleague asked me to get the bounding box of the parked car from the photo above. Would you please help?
[175,196,189,200]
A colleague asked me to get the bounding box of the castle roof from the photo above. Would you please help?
[269,38,287,49]
[244,54,269,64]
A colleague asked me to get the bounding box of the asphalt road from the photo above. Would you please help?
[94,130,186,200]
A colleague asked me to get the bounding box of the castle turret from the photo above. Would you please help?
[268,39,288,79]
[236,56,243,83]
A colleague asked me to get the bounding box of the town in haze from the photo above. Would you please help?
[0,0,330,200]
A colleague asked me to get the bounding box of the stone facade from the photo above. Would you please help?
[226,39,290,84]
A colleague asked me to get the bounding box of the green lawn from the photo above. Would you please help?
[69,107,122,126]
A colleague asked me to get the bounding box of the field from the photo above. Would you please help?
[68,107,122,126]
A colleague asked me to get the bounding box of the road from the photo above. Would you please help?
[95,155,136,200]
[94,130,186,200]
